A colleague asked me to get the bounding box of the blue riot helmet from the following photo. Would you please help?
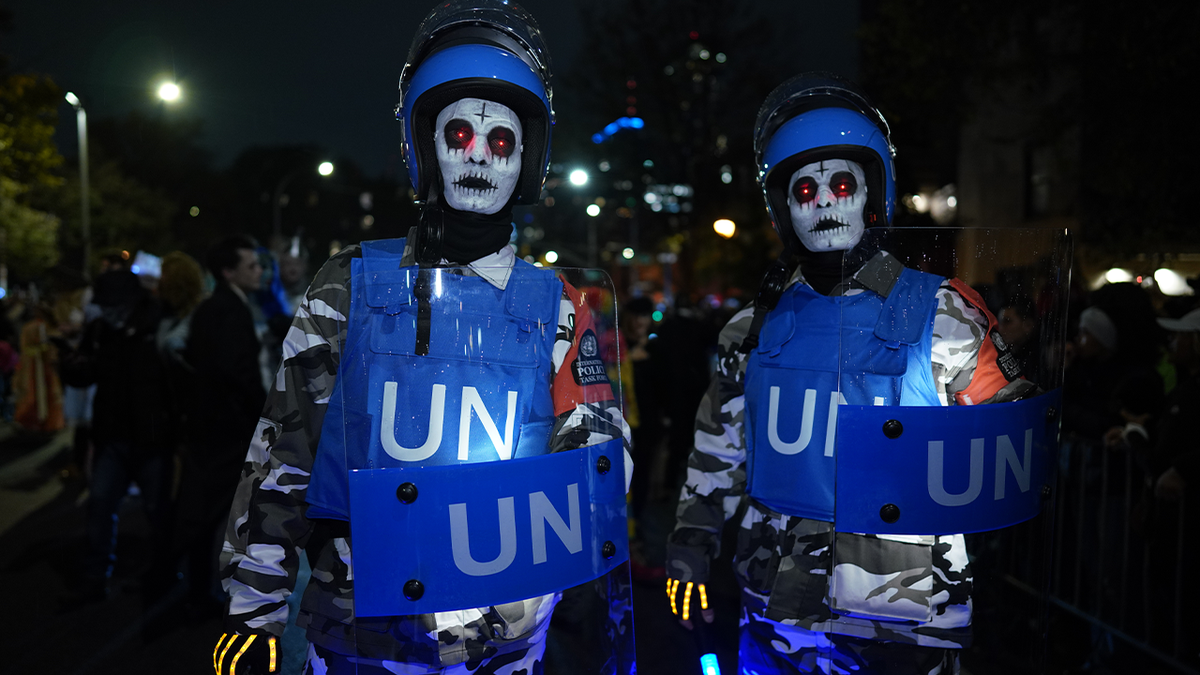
[398,0,554,206]
[753,72,896,252]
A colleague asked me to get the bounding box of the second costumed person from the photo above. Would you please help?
[665,73,1051,674]
[213,2,635,674]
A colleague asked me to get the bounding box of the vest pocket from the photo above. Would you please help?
[827,532,934,623]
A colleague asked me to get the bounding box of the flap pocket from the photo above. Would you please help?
[828,531,933,623]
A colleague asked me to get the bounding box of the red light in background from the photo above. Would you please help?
[626,106,637,115]
[1136,275,1143,283]
[689,30,699,40]
[626,79,637,89]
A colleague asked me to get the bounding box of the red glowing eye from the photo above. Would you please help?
[792,176,818,205]
[443,119,473,149]
[488,127,516,159]
[830,171,858,199]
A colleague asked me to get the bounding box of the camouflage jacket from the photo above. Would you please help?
[666,253,1031,649]
[219,235,631,666]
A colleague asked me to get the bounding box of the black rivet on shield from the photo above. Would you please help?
[396,482,418,504]
[403,579,424,601]
[1041,485,1052,500]
[880,504,901,523]
[883,419,903,439]
[597,455,611,475]
[602,541,616,559]
[1046,407,1057,424]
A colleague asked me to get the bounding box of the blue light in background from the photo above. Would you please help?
[700,653,721,675]
[592,117,646,143]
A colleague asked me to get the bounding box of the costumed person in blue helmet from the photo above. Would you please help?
[213,2,632,674]
[665,73,1038,674]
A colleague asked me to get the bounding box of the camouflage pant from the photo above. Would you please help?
[739,607,959,675]
[304,641,545,675]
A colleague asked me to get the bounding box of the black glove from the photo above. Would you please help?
[214,633,278,675]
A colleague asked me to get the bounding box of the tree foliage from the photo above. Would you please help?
[0,71,64,280]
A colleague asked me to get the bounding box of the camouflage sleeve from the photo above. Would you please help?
[219,246,356,636]
[933,280,1037,406]
[665,306,756,583]
[549,281,634,490]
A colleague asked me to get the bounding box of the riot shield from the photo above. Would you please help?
[306,244,634,673]
[740,226,1069,672]
[833,227,1069,672]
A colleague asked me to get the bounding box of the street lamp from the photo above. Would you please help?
[568,169,589,186]
[157,81,181,103]
[273,161,335,241]
[65,92,90,280]
[713,218,736,239]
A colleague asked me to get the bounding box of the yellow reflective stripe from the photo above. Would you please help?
[699,583,708,610]
[217,634,239,675]
[269,636,278,672]
[668,579,679,615]
[682,582,693,621]
[213,634,228,674]
[229,634,256,675]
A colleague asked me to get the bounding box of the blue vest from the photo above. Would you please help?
[744,267,945,520]
[306,239,563,520]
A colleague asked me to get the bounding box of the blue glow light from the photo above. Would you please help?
[130,264,141,274]
[700,653,721,675]
[592,117,647,143]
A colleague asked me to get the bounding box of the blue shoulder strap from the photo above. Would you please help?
[874,267,944,345]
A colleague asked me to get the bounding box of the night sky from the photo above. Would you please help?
[3,0,860,179]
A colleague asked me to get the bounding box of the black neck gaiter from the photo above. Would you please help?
[800,250,849,296]
[425,202,514,265]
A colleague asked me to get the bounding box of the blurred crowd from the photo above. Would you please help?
[2,235,310,623]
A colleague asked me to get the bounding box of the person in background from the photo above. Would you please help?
[177,235,267,618]
[67,269,171,604]
[13,302,64,434]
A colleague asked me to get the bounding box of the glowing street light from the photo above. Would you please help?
[713,218,736,239]
[544,250,559,264]
[586,203,601,217]
[157,81,181,103]
[569,169,589,186]
[318,161,335,176]
[65,92,90,279]
[622,247,635,260]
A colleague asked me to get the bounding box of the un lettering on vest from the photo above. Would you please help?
[380,381,520,462]
[767,385,1036,509]
[379,381,586,577]
[766,385,883,457]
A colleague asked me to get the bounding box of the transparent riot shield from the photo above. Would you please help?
[827,227,1070,672]
[307,245,633,673]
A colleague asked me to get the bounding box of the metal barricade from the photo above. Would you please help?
[1002,436,1194,673]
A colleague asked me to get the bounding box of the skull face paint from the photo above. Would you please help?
[435,98,523,214]
[787,158,868,252]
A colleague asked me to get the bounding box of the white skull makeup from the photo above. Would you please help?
[434,98,522,214]
[787,158,868,252]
